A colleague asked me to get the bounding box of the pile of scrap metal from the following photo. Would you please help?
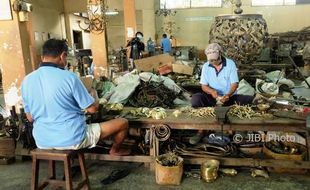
[93,72,188,109]
[267,26,310,64]
[158,129,307,162]
[0,107,36,151]
[238,69,310,108]
[128,80,178,108]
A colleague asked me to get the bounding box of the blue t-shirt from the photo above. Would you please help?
[147,39,155,53]
[21,63,94,148]
[161,38,172,53]
[200,58,239,96]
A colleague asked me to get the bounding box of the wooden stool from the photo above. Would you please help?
[31,149,90,190]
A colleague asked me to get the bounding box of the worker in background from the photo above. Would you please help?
[303,41,310,76]
[126,31,145,68]
[147,37,156,56]
[170,35,177,48]
[161,33,172,54]
[189,43,254,145]
[21,39,130,156]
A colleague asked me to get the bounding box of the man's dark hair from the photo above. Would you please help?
[135,31,143,37]
[42,39,68,57]
[163,34,167,38]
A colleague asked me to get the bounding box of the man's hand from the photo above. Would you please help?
[89,88,99,101]
[220,95,230,103]
[210,90,218,99]
[86,88,99,114]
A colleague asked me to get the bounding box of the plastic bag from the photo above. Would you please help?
[237,79,255,96]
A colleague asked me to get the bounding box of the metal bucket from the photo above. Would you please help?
[201,159,220,183]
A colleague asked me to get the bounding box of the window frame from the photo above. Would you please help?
[159,0,222,9]
[251,0,297,6]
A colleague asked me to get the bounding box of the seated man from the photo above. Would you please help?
[21,39,130,156]
[189,43,254,145]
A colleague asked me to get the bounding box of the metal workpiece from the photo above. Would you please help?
[209,11,268,65]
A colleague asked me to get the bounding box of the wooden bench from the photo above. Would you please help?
[31,149,90,190]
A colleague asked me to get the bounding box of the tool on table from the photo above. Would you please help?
[214,106,231,144]
[288,55,310,88]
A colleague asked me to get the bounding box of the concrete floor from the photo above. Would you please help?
[0,159,309,190]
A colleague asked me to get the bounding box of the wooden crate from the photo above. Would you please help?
[0,137,15,157]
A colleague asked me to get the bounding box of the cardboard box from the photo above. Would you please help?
[80,76,93,91]
[134,54,175,72]
[172,63,194,75]
[158,63,173,75]
[0,137,15,157]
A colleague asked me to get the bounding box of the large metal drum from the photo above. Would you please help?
[209,14,268,65]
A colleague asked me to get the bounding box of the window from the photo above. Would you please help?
[191,0,222,7]
[160,0,222,9]
[160,0,190,9]
[252,0,296,6]
[297,0,310,4]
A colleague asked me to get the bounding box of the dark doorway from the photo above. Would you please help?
[73,30,83,49]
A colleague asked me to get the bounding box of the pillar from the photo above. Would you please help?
[0,0,33,110]
[89,0,109,78]
[124,0,137,43]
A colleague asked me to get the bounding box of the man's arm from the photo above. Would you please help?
[226,82,238,97]
[221,82,238,103]
[85,88,100,114]
[202,84,218,99]
[26,113,33,122]
[221,60,239,103]
[85,100,99,114]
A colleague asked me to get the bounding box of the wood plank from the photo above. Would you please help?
[83,153,154,163]
[0,137,15,157]
[225,124,307,133]
[124,109,306,132]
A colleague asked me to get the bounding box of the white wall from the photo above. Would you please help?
[155,0,310,49]
[30,0,65,53]
[69,14,92,49]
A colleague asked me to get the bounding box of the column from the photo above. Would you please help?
[0,0,33,109]
[124,0,137,43]
[89,0,109,78]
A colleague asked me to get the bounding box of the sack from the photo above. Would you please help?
[237,79,255,96]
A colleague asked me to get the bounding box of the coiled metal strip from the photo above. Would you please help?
[153,124,171,141]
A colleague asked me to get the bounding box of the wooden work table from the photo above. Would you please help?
[84,109,310,170]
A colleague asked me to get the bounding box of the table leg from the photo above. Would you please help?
[306,130,310,161]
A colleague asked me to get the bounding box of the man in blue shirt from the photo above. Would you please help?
[189,43,253,145]
[21,39,130,156]
[147,37,155,56]
[161,34,172,54]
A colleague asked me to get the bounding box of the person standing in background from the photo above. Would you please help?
[161,34,172,54]
[127,32,145,60]
[170,35,177,48]
[303,41,310,76]
[147,37,155,56]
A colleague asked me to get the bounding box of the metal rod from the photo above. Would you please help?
[288,55,310,88]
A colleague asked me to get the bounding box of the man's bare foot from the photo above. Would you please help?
[109,148,131,156]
